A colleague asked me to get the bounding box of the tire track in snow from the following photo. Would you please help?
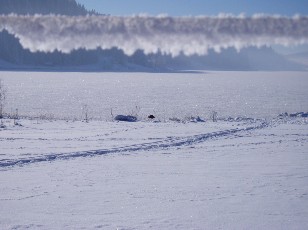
[0,121,268,169]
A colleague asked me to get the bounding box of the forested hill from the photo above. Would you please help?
[0,0,97,15]
[0,1,304,71]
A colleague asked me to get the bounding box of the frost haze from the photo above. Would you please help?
[0,14,308,56]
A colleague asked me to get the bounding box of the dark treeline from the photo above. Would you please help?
[1,27,299,71]
[0,0,98,15]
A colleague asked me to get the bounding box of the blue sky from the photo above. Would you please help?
[76,0,308,16]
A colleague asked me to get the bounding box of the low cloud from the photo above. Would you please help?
[0,14,308,56]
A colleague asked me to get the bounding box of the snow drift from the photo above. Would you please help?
[0,14,308,56]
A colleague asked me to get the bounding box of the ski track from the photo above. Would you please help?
[0,121,269,169]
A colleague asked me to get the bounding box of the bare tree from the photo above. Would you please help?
[0,79,6,119]
[82,104,89,122]
[211,111,218,122]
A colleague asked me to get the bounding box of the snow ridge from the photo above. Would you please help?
[0,120,268,169]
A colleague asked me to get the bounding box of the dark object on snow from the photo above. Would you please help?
[114,115,137,122]
[190,116,205,122]
[169,117,182,122]
[290,112,308,118]
[278,112,289,118]
[278,112,308,118]
[148,115,155,119]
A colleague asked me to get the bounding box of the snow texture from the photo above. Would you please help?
[0,71,307,229]
[0,14,308,56]
[0,116,307,229]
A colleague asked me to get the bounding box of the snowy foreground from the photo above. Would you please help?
[0,71,308,229]
[0,117,307,229]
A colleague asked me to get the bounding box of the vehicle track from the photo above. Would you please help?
[0,121,269,169]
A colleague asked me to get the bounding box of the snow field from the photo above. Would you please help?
[0,71,307,229]
[0,117,307,229]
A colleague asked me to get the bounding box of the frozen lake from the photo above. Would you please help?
[0,71,307,120]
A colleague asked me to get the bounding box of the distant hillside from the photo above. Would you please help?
[286,52,308,70]
[0,0,305,71]
[0,0,97,15]
[0,28,303,71]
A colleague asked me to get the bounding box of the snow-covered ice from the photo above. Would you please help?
[0,71,307,229]
[0,71,307,120]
